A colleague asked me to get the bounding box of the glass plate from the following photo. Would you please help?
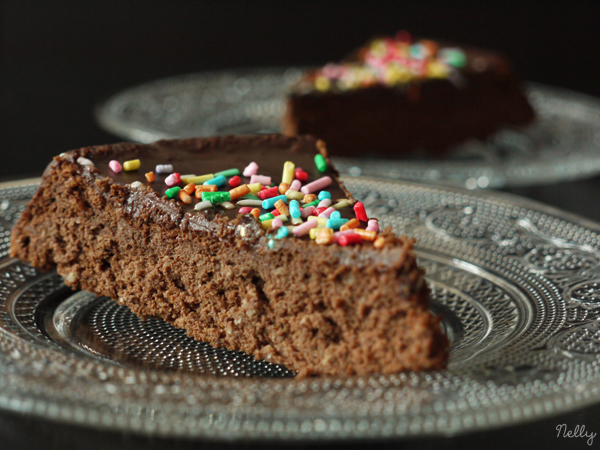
[95,68,600,189]
[2,178,600,441]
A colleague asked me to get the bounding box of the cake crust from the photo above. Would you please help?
[10,135,448,376]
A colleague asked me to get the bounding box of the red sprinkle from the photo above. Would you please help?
[258,186,279,200]
[238,207,252,214]
[295,168,308,181]
[354,201,368,222]
[229,175,241,188]
[313,206,328,216]
[271,209,281,216]
[339,233,363,246]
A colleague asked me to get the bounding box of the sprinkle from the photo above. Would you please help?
[313,207,328,216]
[278,183,290,195]
[286,190,304,201]
[195,185,218,198]
[268,239,275,249]
[250,175,271,185]
[318,198,332,208]
[257,187,279,200]
[314,154,327,173]
[354,228,377,241]
[289,200,301,219]
[354,201,368,222]
[301,206,316,218]
[318,207,336,218]
[184,174,214,184]
[194,200,213,211]
[333,230,356,243]
[215,168,240,177]
[229,175,241,188]
[290,179,302,191]
[340,218,360,231]
[229,184,251,200]
[220,201,236,210]
[366,219,379,232]
[318,191,331,200]
[145,172,155,182]
[155,164,173,174]
[178,190,192,204]
[339,233,363,246]
[123,159,141,171]
[236,199,263,207]
[247,183,262,194]
[307,216,328,227]
[243,162,259,177]
[274,199,290,217]
[282,161,295,185]
[165,186,181,199]
[250,208,261,219]
[238,207,253,214]
[326,218,349,230]
[275,226,289,239]
[374,236,386,249]
[291,217,303,225]
[303,194,318,204]
[330,211,341,220]
[292,219,318,237]
[180,174,196,181]
[272,217,283,230]
[261,219,274,231]
[201,191,231,204]
[333,199,352,210]
[165,173,181,187]
[203,175,227,187]
[315,228,334,245]
[301,176,332,195]
[259,213,275,222]
[109,160,122,173]
[294,168,308,182]
[130,181,142,188]
[262,195,288,210]
[183,183,196,195]
[272,209,281,217]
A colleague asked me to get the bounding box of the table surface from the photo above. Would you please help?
[4,1,600,448]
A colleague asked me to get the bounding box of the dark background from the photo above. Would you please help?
[3,1,600,449]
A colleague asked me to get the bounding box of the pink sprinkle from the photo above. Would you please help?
[301,206,316,219]
[250,175,271,185]
[367,219,379,232]
[272,218,283,230]
[165,173,181,187]
[318,198,332,208]
[238,207,252,214]
[333,230,356,243]
[109,160,122,173]
[318,207,336,218]
[300,176,332,195]
[292,219,318,237]
[243,162,259,177]
[290,179,302,191]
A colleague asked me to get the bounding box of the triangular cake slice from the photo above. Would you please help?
[10,135,448,376]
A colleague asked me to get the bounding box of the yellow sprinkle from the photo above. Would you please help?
[307,216,328,227]
[247,182,262,194]
[123,159,140,171]
[285,190,304,201]
[261,219,274,231]
[282,161,295,185]
[184,174,214,184]
[315,76,331,92]
[333,200,351,210]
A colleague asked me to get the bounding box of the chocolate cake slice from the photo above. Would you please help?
[283,32,535,158]
[10,135,448,376]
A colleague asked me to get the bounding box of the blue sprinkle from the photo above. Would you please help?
[326,218,349,230]
[330,211,341,220]
[318,191,331,201]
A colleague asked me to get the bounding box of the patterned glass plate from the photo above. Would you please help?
[95,67,600,189]
[2,178,600,441]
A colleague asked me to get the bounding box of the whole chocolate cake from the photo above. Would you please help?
[10,135,448,376]
[283,32,535,158]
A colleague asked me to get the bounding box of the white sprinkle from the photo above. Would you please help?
[155,164,173,174]
[194,200,213,211]
[236,199,263,206]
[318,198,332,208]
[77,157,94,166]
[130,181,142,188]
[220,201,235,210]
[291,217,303,225]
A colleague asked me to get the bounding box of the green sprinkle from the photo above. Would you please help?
[314,154,327,173]
[442,49,467,68]
[201,191,231,204]
[242,193,260,200]
[303,199,320,208]
[214,168,240,177]
[259,213,275,222]
[165,186,181,199]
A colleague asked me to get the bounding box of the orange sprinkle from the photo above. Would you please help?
[250,208,261,219]
[145,172,155,182]
[178,190,192,204]
[195,184,218,198]
[183,183,196,195]
[278,183,290,195]
[315,228,334,245]
[354,228,377,241]
[274,199,290,217]
[229,184,250,200]
[340,218,360,231]
[303,194,317,204]
[374,236,386,249]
